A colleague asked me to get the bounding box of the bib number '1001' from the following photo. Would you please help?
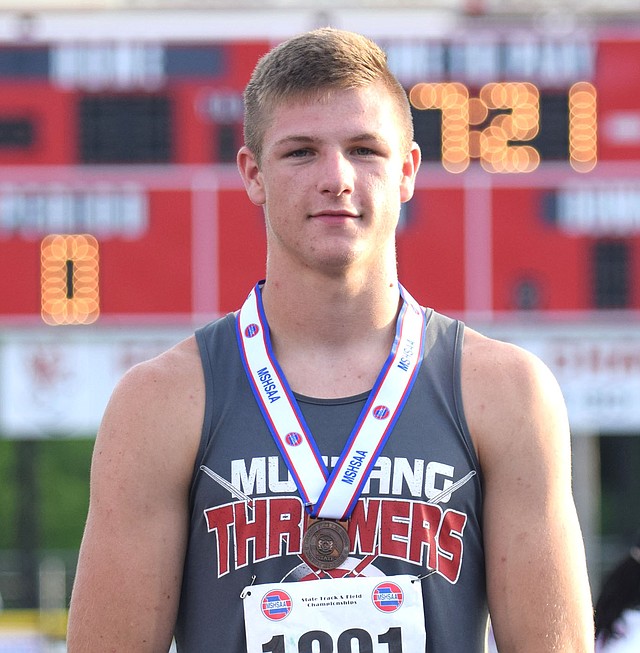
[242,575,426,653]
[263,626,403,652]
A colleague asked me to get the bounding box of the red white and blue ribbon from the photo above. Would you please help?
[236,281,426,521]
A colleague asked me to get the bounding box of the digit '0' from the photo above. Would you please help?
[40,234,100,325]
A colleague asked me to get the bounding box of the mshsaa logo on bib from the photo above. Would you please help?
[261,589,292,621]
[371,581,404,613]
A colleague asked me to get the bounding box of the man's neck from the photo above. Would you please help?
[259,270,401,397]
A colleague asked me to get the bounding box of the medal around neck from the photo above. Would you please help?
[302,519,350,570]
[236,281,427,522]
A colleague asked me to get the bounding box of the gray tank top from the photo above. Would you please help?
[175,308,487,652]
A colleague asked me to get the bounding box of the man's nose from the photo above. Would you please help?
[317,151,355,196]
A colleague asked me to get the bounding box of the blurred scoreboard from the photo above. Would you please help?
[0,40,271,325]
[1,27,640,325]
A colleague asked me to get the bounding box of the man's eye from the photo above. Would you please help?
[287,149,311,158]
[353,147,375,156]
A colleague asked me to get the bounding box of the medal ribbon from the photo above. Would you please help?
[236,282,426,520]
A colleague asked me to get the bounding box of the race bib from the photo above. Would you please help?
[242,574,426,652]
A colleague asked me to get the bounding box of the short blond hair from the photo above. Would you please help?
[243,27,414,162]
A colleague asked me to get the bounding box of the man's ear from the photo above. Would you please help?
[237,146,266,206]
[400,142,421,203]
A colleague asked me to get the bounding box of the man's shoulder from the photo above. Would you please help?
[460,327,566,445]
[125,335,201,387]
[462,326,548,381]
[91,334,204,499]
[459,325,570,469]
[109,335,204,422]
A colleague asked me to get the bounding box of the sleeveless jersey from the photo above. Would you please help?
[174,307,488,652]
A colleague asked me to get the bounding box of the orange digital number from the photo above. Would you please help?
[41,234,100,325]
[410,81,596,174]
[478,82,540,173]
[409,82,470,173]
[568,81,597,173]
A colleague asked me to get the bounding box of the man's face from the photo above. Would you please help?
[238,81,420,277]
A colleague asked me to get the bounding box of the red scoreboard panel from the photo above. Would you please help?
[397,169,640,314]
[0,168,267,324]
[1,28,640,325]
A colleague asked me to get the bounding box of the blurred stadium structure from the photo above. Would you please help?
[0,0,639,650]
[0,0,633,13]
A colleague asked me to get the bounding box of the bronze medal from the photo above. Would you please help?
[302,519,350,570]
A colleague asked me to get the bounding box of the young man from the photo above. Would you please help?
[67,28,594,652]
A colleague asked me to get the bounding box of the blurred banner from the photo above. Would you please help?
[1,324,638,437]
[0,330,188,437]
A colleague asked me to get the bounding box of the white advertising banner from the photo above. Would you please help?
[0,329,188,438]
[0,323,638,438]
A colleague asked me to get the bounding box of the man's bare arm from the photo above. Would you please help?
[67,338,203,652]
[463,331,594,652]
